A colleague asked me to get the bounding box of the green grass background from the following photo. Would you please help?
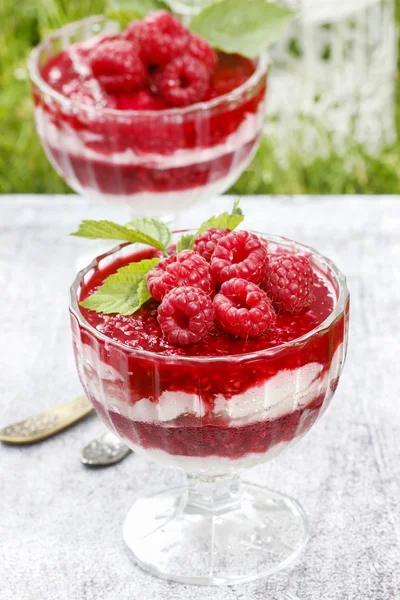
[1,0,400,195]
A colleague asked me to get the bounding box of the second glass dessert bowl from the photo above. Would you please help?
[69,230,349,586]
[28,16,268,219]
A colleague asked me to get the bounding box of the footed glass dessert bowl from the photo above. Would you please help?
[28,15,267,219]
[69,220,349,585]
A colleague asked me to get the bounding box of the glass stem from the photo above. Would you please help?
[186,473,241,514]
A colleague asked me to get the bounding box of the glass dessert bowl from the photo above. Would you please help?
[28,15,268,219]
[69,227,349,586]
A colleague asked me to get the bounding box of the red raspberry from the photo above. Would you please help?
[193,228,229,263]
[210,230,268,285]
[125,11,190,66]
[158,55,209,107]
[158,286,215,346]
[124,19,146,44]
[263,254,315,314]
[187,35,217,74]
[147,250,212,302]
[62,79,118,108]
[89,39,146,92]
[115,89,168,110]
[214,278,275,339]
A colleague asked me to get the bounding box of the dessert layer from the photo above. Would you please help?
[91,388,326,462]
[36,106,264,166]
[126,441,287,475]
[62,157,255,215]
[79,248,337,357]
[44,136,258,195]
[87,358,336,424]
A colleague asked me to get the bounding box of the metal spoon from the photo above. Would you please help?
[0,396,93,444]
[0,394,131,466]
[81,431,131,466]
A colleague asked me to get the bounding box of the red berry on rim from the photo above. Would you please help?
[158,55,209,107]
[125,11,190,66]
[158,286,215,346]
[210,230,268,285]
[214,278,275,339]
[187,35,217,74]
[89,39,146,92]
[146,250,213,302]
[263,254,315,314]
[193,228,230,263]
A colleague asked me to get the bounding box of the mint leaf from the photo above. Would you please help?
[137,278,152,306]
[71,219,167,251]
[197,200,244,235]
[79,258,159,316]
[232,198,243,216]
[105,0,169,25]
[190,0,294,58]
[176,233,195,253]
[71,220,142,242]
[125,218,172,252]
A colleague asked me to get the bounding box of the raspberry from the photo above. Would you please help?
[146,250,213,302]
[124,19,146,44]
[158,286,215,345]
[89,39,146,92]
[158,55,209,107]
[115,88,168,110]
[187,35,217,74]
[125,11,190,66]
[193,228,229,263]
[263,254,315,314]
[62,79,118,108]
[210,230,268,285]
[214,278,275,339]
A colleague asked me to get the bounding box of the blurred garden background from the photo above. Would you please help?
[1,0,400,195]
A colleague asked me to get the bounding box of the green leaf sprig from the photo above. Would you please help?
[79,258,160,315]
[73,200,244,316]
[190,0,294,58]
[106,0,294,58]
[71,218,171,253]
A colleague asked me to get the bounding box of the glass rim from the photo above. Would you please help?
[28,14,269,118]
[69,231,349,364]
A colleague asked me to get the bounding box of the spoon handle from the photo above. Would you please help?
[0,396,93,444]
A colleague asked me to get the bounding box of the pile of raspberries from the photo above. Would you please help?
[146,228,315,346]
[89,11,217,107]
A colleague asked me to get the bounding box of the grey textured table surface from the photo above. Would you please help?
[0,194,399,600]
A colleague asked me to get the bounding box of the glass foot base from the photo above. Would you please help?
[123,481,310,586]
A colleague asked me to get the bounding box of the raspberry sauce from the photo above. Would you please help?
[71,241,348,468]
[79,246,336,358]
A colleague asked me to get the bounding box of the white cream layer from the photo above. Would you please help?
[125,440,287,476]
[82,344,344,425]
[35,104,264,168]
